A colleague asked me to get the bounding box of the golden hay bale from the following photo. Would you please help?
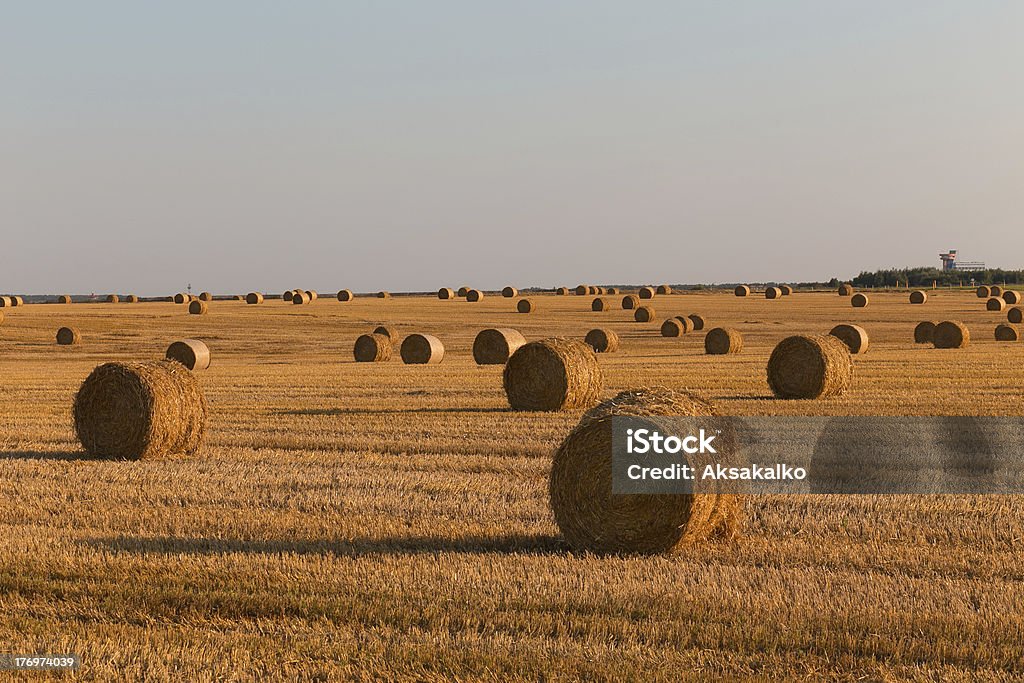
[473,328,526,365]
[337,289,353,302]
[596,286,606,295]
[1003,290,1022,304]
[1009,307,1023,324]
[173,293,187,304]
[556,287,570,295]
[986,297,1006,312]
[400,333,445,364]
[198,292,212,302]
[765,287,781,299]
[767,335,852,399]
[292,291,310,305]
[933,320,970,349]
[126,295,139,303]
[466,289,484,302]
[634,305,656,323]
[607,287,620,295]
[734,285,750,297]
[517,298,535,313]
[661,318,686,337]
[828,324,869,354]
[283,290,294,302]
[457,286,471,297]
[656,284,672,295]
[11,296,24,306]
[234,295,245,301]
[305,290,318,302]
[591,297,610,312]
[914,321,937,344]
[245,292,264,305]
[705,327,743,354]
[0,296,10,308]
[503,338,603,411]
[991,285,1003,296]
[437,288,454,300]
[166,339,211,371]
[58,295,72,304]
[56,327,81,345]
[673,315,694,333]
[621,294,640,310]
[995,324,1020,342]
[838,283,854,296]
[188,300,208,315]
[638,286,656,299]
[73,360,207,460]
[584,328,619,353]
[575,285,588,296]
[372,324,397,340]
[909,290,927,304]
[977,285,991,298]
[377,291,392,299]
[780,285,793,296]
[549,388,743,554]
[588,286,599,295]
[851,293,868,308]
[354,333,392,362]
[688,314,706,331]
[105,294,119,304]
[502,286,518,298]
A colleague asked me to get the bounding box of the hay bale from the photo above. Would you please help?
[377,291,392,299]
[780,285,793,296]
[838,283,854,296]
[765,287,781,299]
[245,292,264,305]
[188,300,208,315]
[986,297,1006,312]
[372,324,397,340]
[596,286,607,295]
[437,288,454,300]
[591,297,610,312]
[1003,291,1022,304]
[661,318,686,337]
[11,296,24,307]
[688,314,706,331]
[621,294,640,310]
[588,286,599,295]
[851,293,868,308]
[73,360,207,460]
[502,286,518,298]
[166,339,211,371]
[354,333,392,362]
[995,324,1020,342]
[584,328,619,353]
[828,324,869,354]
[0,297,9,308]
[173,293,187,304]
[337,289,353,302]
[503,338,603,411]
[767,335,852,399]
[517,298,535,313]
[638,286,656,299]
[634,305,656,323]
[705,327,743,354]
[991,285,1003,296]
[1009,307,1023,324]
[656,284,672,295]
[473,328,526,365]
[933,320,970,349]
[400,333,445,364]
[291,291,310,305]
[305,290,317,302]
[126,295,138,303]
[549,388,742,554]
[466,289,484,302]
[458,287,471,297]
[910,290,927,304]
[198,292,212,302]
[607,287,619,295]
[734,285,750,297]
[914,321,937,344]
[673,315,694,333]
[283,290,294,302]
[58,295,72,304]
[234,295,245,301]
[105,294,119,304]
[556,287,569,295]
[56,327,81,345]
[977,285,991,298]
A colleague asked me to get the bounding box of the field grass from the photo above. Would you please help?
[1,290,1022,681]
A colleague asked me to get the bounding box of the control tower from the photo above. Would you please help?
[939,249,985,271]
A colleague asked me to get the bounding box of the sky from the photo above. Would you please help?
[3,2,1022,295]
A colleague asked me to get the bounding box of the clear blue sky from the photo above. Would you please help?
[3,2,1021,295]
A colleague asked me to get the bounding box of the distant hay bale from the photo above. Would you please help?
[597,287,607,295]
[354,333,392,362]
[517,298,535,313]
[126,295,138,303]
[673,315,694,333]
[105,294,119,304]
[734,285,750,297]
[56,327,81,346]
[305,290,318,302]
[372,324,397,340]
[768,335,852,399]
[607,287,619,295]
[991,285,1003,296]
[995,324,1020,342]
[661,318,686,337]
[638,286,656,299]
[377,291,391,299]
[829,324,869,354]
[838,283,854,296]
[914,321,937,344]
[909,290,927,304]
[584,328,619,353]
[1009,307,1023,324]
[457,287,471,297]
[501,286,518,298]
[437,288,454,300]
[0,297,10,308]
[473,328,526,365]
[337,289,354,302]
[503,338,603,411]
[400,333,445,364]
[556,287,570,296]
[466,289,484,302]
[588,286,599,295]
[188,300,208,315]
[283,290,294,302]
[291,291,310,305]
[198,292,212,302]
[188,294,199,303]
[688,314,706,331]
[933,321,970,349]
[166,339,211,371]
[591,297,610,312]
[245,292,264,305]
[780,285,793,296]
[549,388,742,554]
[59,295,72,304]
[977,285,991,298]
[634,305,656,323]
[11,296,24,307]
[575,285,588,296]
[73,360,207,460]
[173,293,187,304]
[656,284,672,295]
[1003,290,1022,304]
[986,297,1006,312]
[234,295,244,301]
[765,287,781,299]
[705,327,743,354]
[621,294,640,310]
[851,293,868,308]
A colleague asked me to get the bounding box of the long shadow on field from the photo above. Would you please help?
[0,449,85,461]
[83,533,567,557]
[275,407,508,416]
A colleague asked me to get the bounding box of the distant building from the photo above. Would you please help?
[939,249,985,271]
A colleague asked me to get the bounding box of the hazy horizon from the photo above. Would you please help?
[4,2,1022,297]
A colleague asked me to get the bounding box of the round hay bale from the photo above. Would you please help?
[473,328,526,365]
[56,327,81,346]
[549,388,742,554]
[574,285,588,296]
[828,324,869,354]
[188,300,208,315]
[734,285,750,297]
[986,297,1006,312]
[305,290,318,302]
[765,287,781,299]
[105,294,119,304]
[838,283,854,296]
[638,286,656,299]
[656,284,672,295]
[977,285,991,298]
[780,285,793,296]
[1003,290,1022,305]
[283,290,294,302]
[437,288,454,300]
[126,295,139,303]
[705,327,743,354]
[198,292,212,302]
[188,294,199,303]
[517,298,535,313]
[587,286,599,295]
[591,297,610,312]
[995,324,1020,342]
[173,293,187,304]
[851,293,868,308]
[0,297,10,308]
[502,286,518,298]
[767,335,853,399]
[607,287,619,295]
[372,324,397,340]
[457,286,471,297]
[598,287,608,295]
[11,296,24,307]
[166,339,211,371]
[688,314,706,331]
[1009,307,1023,324]
[634,305,656,323]
[337,289,353,302]
[584,328,619,353]
[933,320,970,349]
[661,318,686,337]
[914,321,937,344]
[400,333,445,364]
[73,360,207,460]
[292,291,310,305]
[466,289,484,302]
[234,295,245,301]
[503,338,603,411]
[673,315,694,333]
[910,290,927,304]
[245,292,264,305]
[556,287,570,296]
[354,333,392,362]
[991,285,1003,296]
[377,291,392,299]
[621,294,640,310]
[58,295,72,304]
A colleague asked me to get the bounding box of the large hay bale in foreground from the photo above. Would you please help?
[584,328,619,353]
[656,284,672,295]
[400,334,445,364]
[591,297,610,312]
[550,388,743,554]
[337,289,353,302]
[634,305,655,323]
[56,327,81,346]
[354,333,392,362]
[734,285,750,297]
[829,324,869,354]
[503,338,603,411]
[780,285,793,296]
[977,285,991,298]
[838,283,854,296]
[638,286,656,299]
[914,321,937,344]
[705,328,743,354]
[502,286,518,298]
[995,324,1020,342]
[245,292,264,305]
[765,287,781,299]
[291,291,310,305]
[166,339,211,371]
[198,292,212,302]
[688,314,706,331]
[933,321,970,349]
[1003,291,1022,304]
[58,295,72,304]
[473,328,526,365]
[372,324,397,340]
[105,294,119,304]
[437,288,454,300]
[621,294,640,310]
[466,289,484,302]
[910,290,927,304]
[556,287,569,296]
[851,293,869,308]
[1009,307,1023,324]
[73,361,207,460]
[986,297,1006,312]
[517,298,535,313]
[767,335,852,399]
[188,300,208,315]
